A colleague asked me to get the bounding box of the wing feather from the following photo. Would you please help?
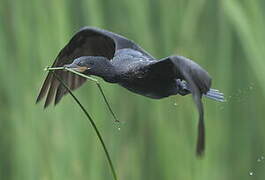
[37,27,146,107]
[169,55,211,156]
[148,55,211,156]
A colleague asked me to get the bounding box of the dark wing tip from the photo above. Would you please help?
[35,95,42,104]
[195,99,205,157]
[36,86,48,105]
[196,148,205,157]
[43,101,50,109]
[196,119,205,157]
[36,72,53,106]
[54,84,66,106]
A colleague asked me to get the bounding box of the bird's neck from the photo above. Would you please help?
[94,63,118,83]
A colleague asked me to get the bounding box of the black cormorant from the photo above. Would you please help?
[36,27,224,156]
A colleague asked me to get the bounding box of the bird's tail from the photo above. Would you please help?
[203,89,225,102]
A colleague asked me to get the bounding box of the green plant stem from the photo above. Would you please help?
[96,83,119,122]
[52,71,118,180]
[45,66,119,122]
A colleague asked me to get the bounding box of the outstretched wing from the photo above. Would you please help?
[36,27,151,107]
[148,55,212,156]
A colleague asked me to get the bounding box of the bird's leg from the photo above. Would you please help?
[176,79,190,96]
[45,66,119,123]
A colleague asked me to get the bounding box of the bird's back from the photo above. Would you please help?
[111,48,154,73]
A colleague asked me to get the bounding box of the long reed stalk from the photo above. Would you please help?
[51,71,118,180]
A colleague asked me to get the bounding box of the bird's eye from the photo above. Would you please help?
[76,61,83,66]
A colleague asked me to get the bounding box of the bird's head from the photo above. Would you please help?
[65,56,117,82]
[65,56,111,73]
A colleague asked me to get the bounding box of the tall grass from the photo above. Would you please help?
[1,0,265,179]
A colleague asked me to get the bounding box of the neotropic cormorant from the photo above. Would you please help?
[36,27,224,156]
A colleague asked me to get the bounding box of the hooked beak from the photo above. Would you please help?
[64,64,90,72]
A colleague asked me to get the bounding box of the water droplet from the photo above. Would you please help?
[257,156,264,162]
[118,127,121,131]
[173,102,178,106]
[249,171,254,176]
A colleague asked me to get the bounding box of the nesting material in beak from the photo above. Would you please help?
[65,64,90,72]
[74,66,90,72]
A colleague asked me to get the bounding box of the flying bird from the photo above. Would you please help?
[36,27,224,156]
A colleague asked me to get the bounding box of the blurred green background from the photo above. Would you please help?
[1,0,265,179]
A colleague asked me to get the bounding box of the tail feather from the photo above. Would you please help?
[204,89,225,102]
